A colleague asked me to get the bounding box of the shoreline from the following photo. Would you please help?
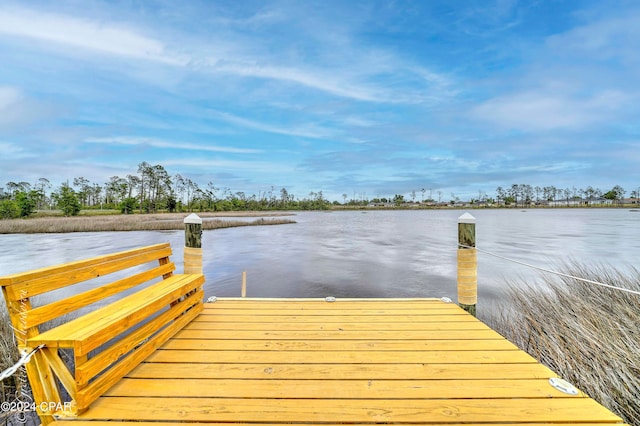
[2,206,638,233]
[0,212,296,234]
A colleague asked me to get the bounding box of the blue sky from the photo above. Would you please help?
[1,0,639,202]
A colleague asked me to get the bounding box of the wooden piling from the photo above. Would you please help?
[457,212,477,316]
[241,271,247,297]
[184,213,203,275]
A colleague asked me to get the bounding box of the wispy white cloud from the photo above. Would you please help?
[0,141,33,158]
[0,86,22,109]
[209,110,337,140]
[162,158,295,174]
[457,0,523,36]
[215,62,385,103]
[0,86,25,127]
[339,116,377,128]
[471,4,640,133]
[0,85,58,129]
[511,161,589,173]
[0,6,187,65]
[472,88,632,131]
[546,12,640,64]
[0,5,452,106]
[86,136,262,154]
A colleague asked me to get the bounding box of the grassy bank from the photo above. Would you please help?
[483,263,640,425]
[0,213,295,234]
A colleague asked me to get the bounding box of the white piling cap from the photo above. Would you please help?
[458,212,476,223]
[184,213,202,224]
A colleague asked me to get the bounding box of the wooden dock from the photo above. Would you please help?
[57,298,625,425]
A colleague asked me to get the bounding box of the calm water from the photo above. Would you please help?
[1,209,638,306]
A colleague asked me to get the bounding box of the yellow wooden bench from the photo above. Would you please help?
[0,242,204,423]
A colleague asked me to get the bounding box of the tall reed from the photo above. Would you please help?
[483,262,640,425]
[1,308,18,401]
[1,308,39,426]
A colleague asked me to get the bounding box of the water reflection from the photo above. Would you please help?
[1,209,639,306]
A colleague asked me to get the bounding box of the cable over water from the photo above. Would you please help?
[458,244,640,297]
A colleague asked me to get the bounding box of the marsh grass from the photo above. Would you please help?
[1,308,39,426]
[1,306,68,426]
[0,213,295,234]
[483,262,640,425]
[0,309,19,401]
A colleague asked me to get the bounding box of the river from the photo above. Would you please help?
[1,209,638,308]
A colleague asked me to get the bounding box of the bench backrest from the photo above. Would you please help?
[0,243,175,343]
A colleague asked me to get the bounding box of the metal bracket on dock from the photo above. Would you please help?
[206,296,217,303]
[325,296,336,302]
[440,297,452,303]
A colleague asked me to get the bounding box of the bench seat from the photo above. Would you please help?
[28,273,204,357]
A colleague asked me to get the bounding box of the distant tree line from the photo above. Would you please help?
[340,184,636,208]
[1,163,637,219]
[492,184,634,208]
[0,162,332,218]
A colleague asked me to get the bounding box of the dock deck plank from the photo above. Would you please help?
[55,298,625,425]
